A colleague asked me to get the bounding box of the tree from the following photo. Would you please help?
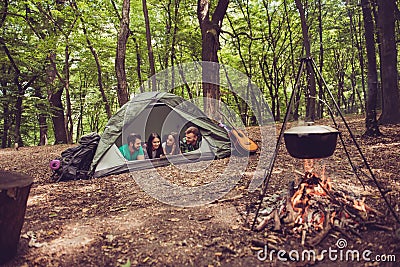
[197,0,229,117]
[47,52,69,144]
[115,0,130,106]
[376,0,400,124]
[0,0,40,147]
[295,0,317,122]
[71,1,112,119]
[316,0,324,119]
[361,0,381,136]
[348,3,366,114]
[0,40,37,147]
[1,0,395,146]
[142,0,156,91]
[1,0,11,148]
[34,86,48,146]
[33,1,79,144]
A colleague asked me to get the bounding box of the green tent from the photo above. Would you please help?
[91,92,232,177]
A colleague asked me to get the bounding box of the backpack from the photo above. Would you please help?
[50,133,101,182]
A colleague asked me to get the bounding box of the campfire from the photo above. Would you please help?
[255,159,386,247]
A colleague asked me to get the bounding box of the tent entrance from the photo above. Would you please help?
[91,92,232,178]
[117,103,190,147]
[94,101,217,177]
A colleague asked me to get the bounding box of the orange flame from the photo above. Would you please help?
[289,159,335,230]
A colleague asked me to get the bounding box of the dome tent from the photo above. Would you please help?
[90,92,232,178]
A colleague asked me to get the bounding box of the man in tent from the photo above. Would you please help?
[180,126,202,153]
[119,133,145,161]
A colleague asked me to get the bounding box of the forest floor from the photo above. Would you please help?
[1,115,400,267]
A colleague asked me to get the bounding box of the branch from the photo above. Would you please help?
[212,0,229,27]
[48,54,67,87]
[197,0,210,25]
[0,0,8,28]
[23,75,38,90]
[0,38,20,75]
[220,29,262,41]
[110,0,122,22]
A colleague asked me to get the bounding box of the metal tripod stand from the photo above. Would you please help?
[251,57,400,230]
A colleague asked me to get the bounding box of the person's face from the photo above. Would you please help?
[129,138,141,152]
[166,135,175,146]
[185,133,197,145]
[152,137,161,150]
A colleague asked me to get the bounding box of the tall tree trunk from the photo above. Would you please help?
[357,13,367,109]
[34,87,48,146]
[316,0,324,119]
[63,44,73,143]
[115,0,130,106]
[74,1,112,119]
[134,37,144,91]
[226,13,249,124]
[164,0,172,71]
[1,40,37,147]
[283,0,296,120]
[86,35,112,119]
[1,89,10,148]
[197,0,229,118]
[361,0,381,136]
[376,0,400,124]
[0,2,9,148]
[47,52,68,144]
[142,0,157,91]
[348,5,365,113]
[48,47,72,144]
[170,0,180,91]
[1,65,11,148]
[76,81,84,142]
[295,0,316,122]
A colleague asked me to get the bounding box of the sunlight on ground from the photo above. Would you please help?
[36,210,144,257]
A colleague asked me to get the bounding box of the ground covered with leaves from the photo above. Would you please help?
[1,115,399,266]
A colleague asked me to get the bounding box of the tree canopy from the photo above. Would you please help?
[1,0,399,146]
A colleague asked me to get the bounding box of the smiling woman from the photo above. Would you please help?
[146,133,163,159]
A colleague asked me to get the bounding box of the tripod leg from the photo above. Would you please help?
[251,58,307,230]
[309,57,400,224]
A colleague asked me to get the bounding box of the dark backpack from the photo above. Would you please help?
[50,133,101,182]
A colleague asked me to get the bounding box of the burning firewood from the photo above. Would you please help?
[308,212,331,246]
[255,159,386,248]
[255,210,278,232]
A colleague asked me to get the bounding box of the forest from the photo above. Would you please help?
[1,0,400,147]
[1,1,400,266]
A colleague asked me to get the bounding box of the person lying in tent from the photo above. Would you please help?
[180,126,202,153]
[162,132,180,156]
[119,133,145,161]
[146,132,164,159]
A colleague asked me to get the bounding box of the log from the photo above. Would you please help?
[0,170,33,264]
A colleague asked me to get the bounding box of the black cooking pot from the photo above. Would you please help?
[283,124,340,159]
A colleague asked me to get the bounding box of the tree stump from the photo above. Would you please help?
[0,170,33,264]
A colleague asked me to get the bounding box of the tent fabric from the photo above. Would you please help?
[90,92,232,177]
